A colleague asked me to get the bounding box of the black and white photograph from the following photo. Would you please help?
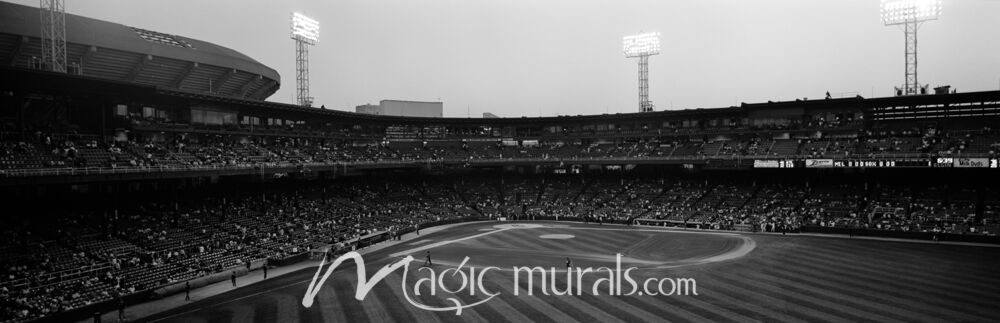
[1,0,999,322]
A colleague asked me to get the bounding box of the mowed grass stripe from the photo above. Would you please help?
[226,304,253,323]
[817,239,1000,276]
[570,273,728,323]
[757,252,988,322]
[550,235,626,257]
[778,242,980,294]
[356,275,405,323]
[472,233,522,250]
[294,296,325,323]
[709,273,860,322]
[468,289,536,323]
[315,285,350,323]
[201,306,233,323]
[487,272,581,322]
[544,231,638,257]
[663,288,766,323]
[571,228,645,252]
[779,246,1000,306]
[517,228,617,255]
[527,231,615,255]
[348,270,392,322]
[617,270,773,323]
[511,230,566,252]
[640,267,804,322]
[331,274,371,322]
[778,251,999,318]
[510,278,607,322]
[275,293,305,323]
[861,240,999,263]
[571,292,664,323]
[739,259,915,323]
[490,230,546,251]
[368,273,445,323]
[815,241,1000,292]
[616,292,723,323]
[755,257,962,321]
[544,293,636,323]
[573,272,742,322]
[690,287,808,323]
[380,273,448,323]
[439,277,510,323]
[815,238,997,273]
[250,297,277,323]
[404,269,474,323]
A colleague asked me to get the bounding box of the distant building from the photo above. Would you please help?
[482,112,499,118]
[355,100,443,117]
[355,104,381,115]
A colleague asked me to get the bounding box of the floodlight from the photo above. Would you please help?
[880,0,942,96]
[623,32,661,112]
[291,12,320,44]
[291,12,319,106]
[623,32,661,58]
[880,0,942,25]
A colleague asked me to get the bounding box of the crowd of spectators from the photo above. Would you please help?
[3,126,999,173]
[0,179,481,323]
[1,172,999,322]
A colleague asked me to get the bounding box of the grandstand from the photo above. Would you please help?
[1,1,1000,323]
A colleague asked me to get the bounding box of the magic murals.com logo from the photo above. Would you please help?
[301,251,698,315]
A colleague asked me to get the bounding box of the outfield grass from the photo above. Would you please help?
[139,222,1000,323]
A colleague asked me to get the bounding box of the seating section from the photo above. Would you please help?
[2,127,998,174]
[1,173,999,323]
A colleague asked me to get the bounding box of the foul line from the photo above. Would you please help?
[389,227,514,258]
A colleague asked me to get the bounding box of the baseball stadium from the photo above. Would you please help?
[1,1,999,322]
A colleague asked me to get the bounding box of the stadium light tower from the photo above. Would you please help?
[880,0,942,96]
[624,32,660,112]
[39,0,67,73]
[291,12,319,107]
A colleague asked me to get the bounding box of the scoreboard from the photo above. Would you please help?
[751,158,998,169]
[834,160,930,168]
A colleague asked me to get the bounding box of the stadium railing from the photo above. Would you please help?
[1,152,996,178]
[801,226,1000,244]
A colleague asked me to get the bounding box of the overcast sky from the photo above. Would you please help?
[9,0,1000,117]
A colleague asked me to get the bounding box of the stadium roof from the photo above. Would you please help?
[0,1,280,100]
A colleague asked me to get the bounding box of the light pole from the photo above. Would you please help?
[291,12,319,106]
[624,32,661,112]
[880,0,942,96]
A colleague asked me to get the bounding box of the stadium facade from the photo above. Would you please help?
[0,2,279,101]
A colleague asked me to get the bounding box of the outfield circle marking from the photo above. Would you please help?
[539,234,575,239]
[493,223,544,229]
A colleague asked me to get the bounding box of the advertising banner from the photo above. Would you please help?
[954,158,989,168]
[753,160,781,168]
[805,159,834,168]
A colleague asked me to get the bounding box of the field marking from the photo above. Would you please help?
[412,224,757,271]
[556,225,746,236]
[652,236,756,269]
[538,234,575,239]
[145,223,753,321]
